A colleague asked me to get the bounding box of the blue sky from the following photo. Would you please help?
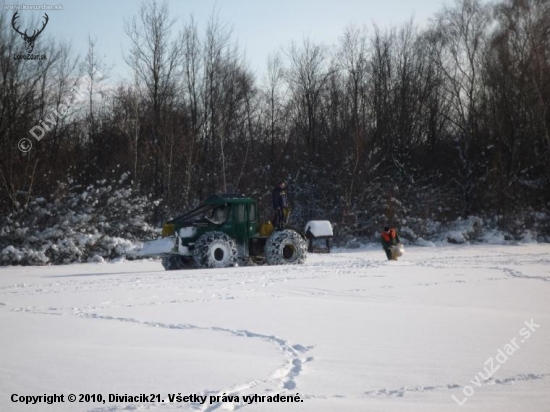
[5,0,451,83]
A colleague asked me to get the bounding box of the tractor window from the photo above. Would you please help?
[236,204,245,223]
[248,204,256,222]
[210,205,227,224]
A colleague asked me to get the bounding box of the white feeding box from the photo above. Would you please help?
[305,220,334,238]
[304,220,333,253]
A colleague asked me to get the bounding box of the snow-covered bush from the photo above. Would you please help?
[445,216,483,244]
[496,211,550,242]
[332,206,549,246]
[0,177,159,266]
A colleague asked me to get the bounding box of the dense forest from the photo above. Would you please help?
[1,0,549,264]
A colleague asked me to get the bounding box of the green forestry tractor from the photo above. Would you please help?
[139,194,308,270]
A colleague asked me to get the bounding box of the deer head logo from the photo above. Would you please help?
[12,12,49,54]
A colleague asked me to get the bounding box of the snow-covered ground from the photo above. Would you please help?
[1,244,549,412]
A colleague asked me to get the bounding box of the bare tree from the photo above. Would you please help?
[337,25,370,204]
[124,0,183,218]
[81,36,109,142]
[286,37,330,151]
[483,0,550,208]
[264,52,286,155]
[432,0,492,214]
[180,15,202,205]
[0,12,67,211]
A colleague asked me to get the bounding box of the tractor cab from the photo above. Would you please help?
[164,194,258,245]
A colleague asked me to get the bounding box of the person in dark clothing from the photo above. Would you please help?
[381,226,401,260]
[272,180,289,230]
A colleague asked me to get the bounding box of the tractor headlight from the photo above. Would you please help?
[162,223,175,237]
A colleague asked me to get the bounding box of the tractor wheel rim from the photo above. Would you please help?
[214,247,225,261]
[282,244,297,261]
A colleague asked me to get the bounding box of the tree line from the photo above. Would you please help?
[1,0,549,240]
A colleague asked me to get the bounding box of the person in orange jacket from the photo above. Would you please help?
[381,226,401,260]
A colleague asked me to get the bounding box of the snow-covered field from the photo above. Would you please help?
[1,244,549,412]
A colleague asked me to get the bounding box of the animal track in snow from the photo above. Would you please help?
[498,267,550,282]
[364,373,550,398]
[77,311,313,411]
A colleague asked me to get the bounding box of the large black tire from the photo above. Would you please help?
[161,255,194,270]
[265,229,307,265]
[193,231,238,268]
